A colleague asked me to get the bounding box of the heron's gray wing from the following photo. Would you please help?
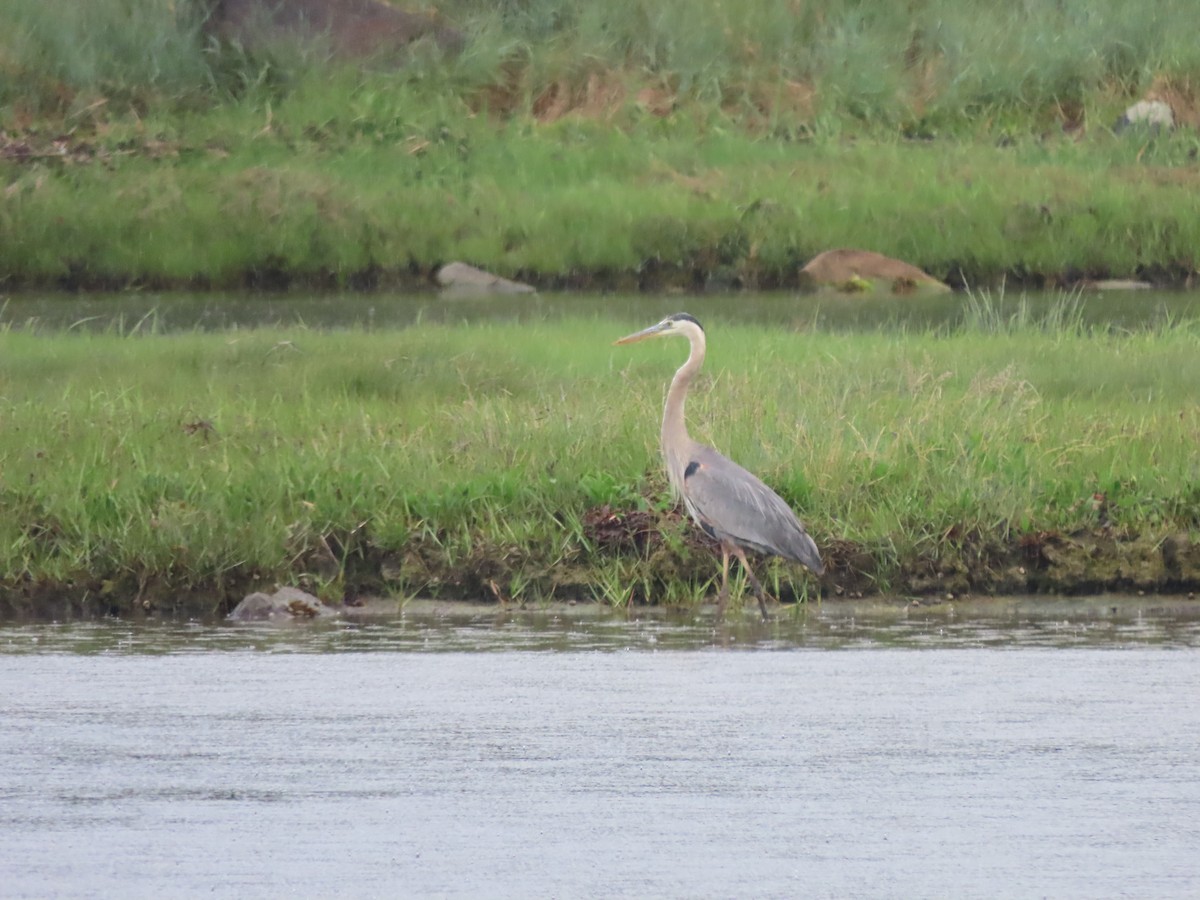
[681,445,823,574]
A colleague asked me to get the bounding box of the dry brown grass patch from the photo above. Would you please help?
[1145,74,1200,130]
[533,70,632,123]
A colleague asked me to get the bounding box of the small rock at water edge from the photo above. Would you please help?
[228,586,334,621]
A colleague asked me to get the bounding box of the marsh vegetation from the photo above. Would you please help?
[2,0,1200,288]
[3,4,1200,614]
[2,300,1198,615]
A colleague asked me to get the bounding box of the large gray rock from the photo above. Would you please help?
[206,0,465,61]
[228,586,334,621]
[436,262,536,295]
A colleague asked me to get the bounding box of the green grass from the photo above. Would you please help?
[3,126,1200,289]
[3,1,1200,287]
[0,0,214,115]
[2,310,1198,613]
[6,0,1200,126]
[4,2,1200,613]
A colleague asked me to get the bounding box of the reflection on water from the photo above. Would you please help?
[3,597,1200,655]
[2,288,1197,333]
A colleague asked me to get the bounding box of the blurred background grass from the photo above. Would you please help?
[3,0,1200,132]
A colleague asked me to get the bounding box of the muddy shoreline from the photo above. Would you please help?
[3,516,1197,621]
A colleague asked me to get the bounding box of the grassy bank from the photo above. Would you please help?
[2,309,1199,617]
[4,131,1200,291]
[3,1,1200,287]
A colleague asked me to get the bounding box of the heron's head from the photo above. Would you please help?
[614,313,704,345]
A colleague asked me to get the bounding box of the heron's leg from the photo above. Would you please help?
[715,544,732,619]
[731,546,771,621]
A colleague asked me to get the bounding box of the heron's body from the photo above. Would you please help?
[616,313,822,619]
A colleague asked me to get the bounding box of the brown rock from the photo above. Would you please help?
[799,248,950,294]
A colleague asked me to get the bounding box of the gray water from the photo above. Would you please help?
[3,287,1197,333]
[2,602,1199,899]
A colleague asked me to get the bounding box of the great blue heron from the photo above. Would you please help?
[615,313,823,619]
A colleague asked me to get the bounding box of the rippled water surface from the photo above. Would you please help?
[2,600,1199,899]
[5,597,1200,653]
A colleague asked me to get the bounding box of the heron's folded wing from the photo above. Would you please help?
[682,448,823,573]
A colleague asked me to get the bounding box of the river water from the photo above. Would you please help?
[2,601,1199,899]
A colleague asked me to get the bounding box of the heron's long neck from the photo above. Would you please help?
[662,328,705,473]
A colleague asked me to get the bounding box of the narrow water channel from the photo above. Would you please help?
[3,286,1197,333]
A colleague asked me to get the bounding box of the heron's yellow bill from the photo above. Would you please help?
[613,321,670,345]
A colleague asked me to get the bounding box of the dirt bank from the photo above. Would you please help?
[2,507,1197,620]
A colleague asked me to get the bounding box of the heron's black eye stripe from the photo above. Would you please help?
[684,461,700,479]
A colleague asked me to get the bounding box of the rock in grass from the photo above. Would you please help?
[228,586,334,621]
[799,248,951,295]
[1113,100,1174,133]
[436,262,535,295]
